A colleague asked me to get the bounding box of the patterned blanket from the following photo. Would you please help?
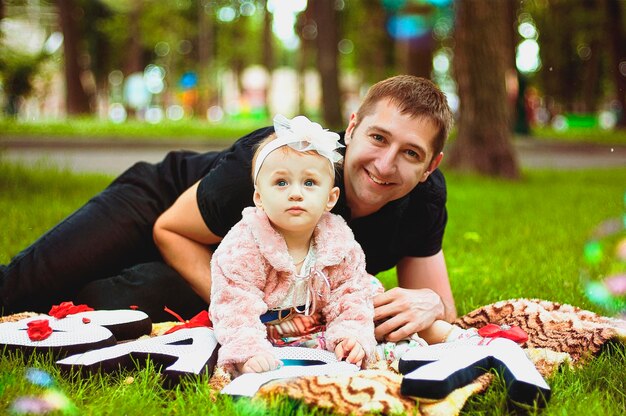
[4,299,624,415]
[251,299,626,415]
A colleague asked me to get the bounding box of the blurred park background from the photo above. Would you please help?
[1,5,626,412]
[0,0,625,177]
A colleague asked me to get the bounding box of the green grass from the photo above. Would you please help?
[1,161,626,415]
[2,118,626,146]
[0,117,268,143]
[531,126,626,146]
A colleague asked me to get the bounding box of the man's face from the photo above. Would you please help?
[254,148,339,236]
[343,98,442,218]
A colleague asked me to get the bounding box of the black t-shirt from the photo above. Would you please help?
[197,126,447,275]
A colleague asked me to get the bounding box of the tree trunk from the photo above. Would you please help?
[262,0,274,71]
[56,0,92,115]
[447,0,520,179]
[124,0,144,75]
[295,9,313,115]
[404,36,434,79]
[356,0,392,85]
[261,0,273,115]
[197,0,214,116]
[311,0,343,129]
[504,0,531,135]
[402,2,435,79]
[606,0,626,128]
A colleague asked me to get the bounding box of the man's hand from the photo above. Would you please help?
[237,352,282,373]
[373,287,445,342]
[334,337,365,367]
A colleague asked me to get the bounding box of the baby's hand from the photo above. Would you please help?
[237,352,282,373]
[334,337,365,367]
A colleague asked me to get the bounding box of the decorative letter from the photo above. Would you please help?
[57,327,219,386]
[399,339,551,406]
[0,315,116,359]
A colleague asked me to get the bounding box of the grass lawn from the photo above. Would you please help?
[2,118,626,146]
[0,118,266,144]
[1,161,625,415]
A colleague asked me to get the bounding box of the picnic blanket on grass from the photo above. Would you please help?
[3,299,625,415]
[242,298,626,415]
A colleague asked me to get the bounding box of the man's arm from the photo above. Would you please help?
[373,250,457,342]
[153,181,222,303]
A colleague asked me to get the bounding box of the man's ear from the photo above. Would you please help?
[253,186,263,209]
[344,113,358,145]
[325,187,340,211]
[420,152,444,182]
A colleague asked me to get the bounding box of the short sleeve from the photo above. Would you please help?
[196,126,273,237]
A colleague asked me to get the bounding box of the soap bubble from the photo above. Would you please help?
[10,368,78,415]
[581,204,626,318]
[25,368,53,387]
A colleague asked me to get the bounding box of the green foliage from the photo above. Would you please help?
[1,162,625,414]
[523,0,613,112]
[0,48,49,115]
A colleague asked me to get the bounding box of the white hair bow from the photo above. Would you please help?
[253,114,344,183]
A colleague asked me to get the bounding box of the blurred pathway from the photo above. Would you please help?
[1,138,625,175]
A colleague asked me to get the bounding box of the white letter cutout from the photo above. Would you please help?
[399,338,551,406]
[57,327,219,386]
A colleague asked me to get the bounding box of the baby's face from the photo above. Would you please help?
[253,148,339,236]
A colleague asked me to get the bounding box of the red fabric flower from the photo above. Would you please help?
[48,301,94,319]
[478,323,528,343]
[164,309,213,335]
[27,319,53,341]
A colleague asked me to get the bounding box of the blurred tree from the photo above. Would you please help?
[530,0,606,114]
[401,1,435,79]
[310,0,342,129]
[295,5,315,116]
[606,0,626,128]
[579,0,603,113]
[124,0,144,75]
[343,0,394,85]
[213,1,267,108]
[447,0,519,179]
[0,50,47,116]
[504,1,531,135]
[84,0,113,107]
[197,0,214,116]
[56,0,93,115]
[257,0,273,117]
[261,0,273,71]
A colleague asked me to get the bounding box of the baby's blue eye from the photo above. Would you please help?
[304,179,314,187]
[277,180,288,186]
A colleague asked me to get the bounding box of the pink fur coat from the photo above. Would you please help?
[210,206,376,367]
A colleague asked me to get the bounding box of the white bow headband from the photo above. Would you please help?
[253,114,344,183]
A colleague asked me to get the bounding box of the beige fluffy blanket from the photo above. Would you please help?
[250,299,626,415]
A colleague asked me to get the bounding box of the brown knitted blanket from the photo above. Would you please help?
[253,299,626,415]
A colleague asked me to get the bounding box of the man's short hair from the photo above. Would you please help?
[355,75,454,156]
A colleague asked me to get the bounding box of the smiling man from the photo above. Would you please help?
[1,76,455,338]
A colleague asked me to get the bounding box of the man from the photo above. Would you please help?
[1,75,455,342]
